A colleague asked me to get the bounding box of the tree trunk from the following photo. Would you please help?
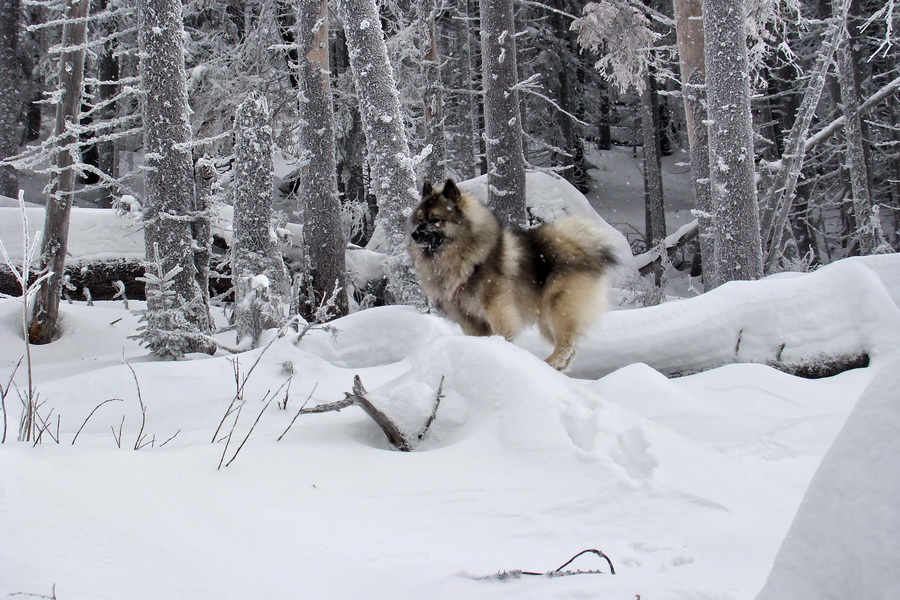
[674,0,715,286]
[479,0,527,226]
[28,0,90,344]
[834,0,876,254]
[336,0,424,306]
[640,70,666,252]
[0,0,19,199]
[136,0,214,353]
[295,0,349,321]
[95,0,120,208]
[232,93,290,346]
[421,0,445,184]
[703,0,763,284]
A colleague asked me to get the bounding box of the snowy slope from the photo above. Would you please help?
[2,254,898,600]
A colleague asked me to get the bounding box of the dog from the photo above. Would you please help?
[408,178,617,371]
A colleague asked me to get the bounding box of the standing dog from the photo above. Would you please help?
[408,178,617,371]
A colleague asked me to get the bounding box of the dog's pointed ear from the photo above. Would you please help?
[443,178,461,202]
[421,180,433,198]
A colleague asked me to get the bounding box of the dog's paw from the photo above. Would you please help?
[545,346,576,372]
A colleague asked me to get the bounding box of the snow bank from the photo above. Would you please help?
[754,352,900,600]
[560,254,900,378]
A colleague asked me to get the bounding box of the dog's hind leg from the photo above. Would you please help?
[540,273,607,371]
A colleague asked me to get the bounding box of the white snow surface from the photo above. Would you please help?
[2,253,899,600]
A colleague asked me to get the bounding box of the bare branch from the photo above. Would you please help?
[72,398,123,445]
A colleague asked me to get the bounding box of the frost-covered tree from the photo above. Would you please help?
[674,0,714,284]
[0,0,20,199]
[335,0,423,306]
[231,92,290,346]
[420,0,445,184]
[479,0,526,226]
[295,0,348,320]
[136,0,214,354]
[834,0,876,254]
[28,0,90,345]
[703,0,763,284]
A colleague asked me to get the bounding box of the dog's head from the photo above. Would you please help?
[410,179,465,257]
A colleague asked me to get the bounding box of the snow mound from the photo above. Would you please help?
[755,352,900,600]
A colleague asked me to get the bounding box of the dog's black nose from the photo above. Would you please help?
[411,223,444,255]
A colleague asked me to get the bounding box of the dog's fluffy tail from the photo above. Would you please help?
[537,216,619,273]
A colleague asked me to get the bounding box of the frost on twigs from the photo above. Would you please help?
[571,1,658,94]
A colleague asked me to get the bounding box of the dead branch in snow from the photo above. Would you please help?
[277,375,445,451]
[470,548,617,581]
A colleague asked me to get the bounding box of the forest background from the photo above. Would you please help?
[0,0,898,354]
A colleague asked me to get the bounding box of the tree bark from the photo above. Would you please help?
[232,93,290,346]
[640,70,666,254]
[420,0,446,184]
[674,0,715,286]
[834,0,876,254]
[136,0,214,352]
[28,0,90,344]
[336,0,423,306]
[702,0,763,284]
[480,0,527,227]
[295,0,348,321]
[0,0,20,199]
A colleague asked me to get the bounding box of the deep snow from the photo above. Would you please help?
[2,252,899,599]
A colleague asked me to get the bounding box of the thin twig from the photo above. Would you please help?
[417,376,445,440]
[72,398,123,445]
[224,391,277,468]
[122,361,147,450]
[159,430,181,448]
[277,382,320,441]
[0,357,22,444]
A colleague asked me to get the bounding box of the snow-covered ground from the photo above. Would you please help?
[2,250,899,599]
[2,161,899,599]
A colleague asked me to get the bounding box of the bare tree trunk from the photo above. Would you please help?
[336,0,423,306]
[232,93,290,346]
[480,0,526,226]
[0,0,20,199]
[640,71,666,251]
[295,0,348,320]
[136,0,214,352]
[834,0,876,254]
[94,0,119,208]
[703,0,763,284]
[674,0,715,286]
[28,0,90,344]
[421,0,445,183]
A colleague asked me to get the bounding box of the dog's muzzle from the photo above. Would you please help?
[411,222,445,256]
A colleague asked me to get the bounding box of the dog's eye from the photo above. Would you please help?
[429,218,443,226]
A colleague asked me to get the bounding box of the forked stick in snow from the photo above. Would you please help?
[276,375,445,451]
[344,375,413,452]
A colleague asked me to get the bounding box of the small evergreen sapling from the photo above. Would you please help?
[132,245,211,360]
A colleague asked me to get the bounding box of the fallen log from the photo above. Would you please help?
[1,258,232,301]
